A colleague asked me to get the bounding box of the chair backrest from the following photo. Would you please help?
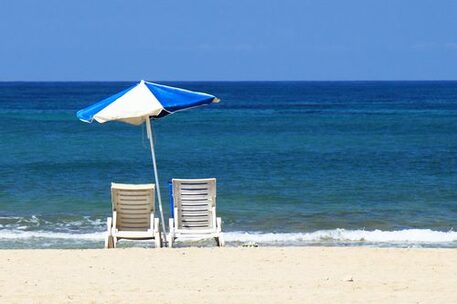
[111,183,155,231]
[172,178,216,231]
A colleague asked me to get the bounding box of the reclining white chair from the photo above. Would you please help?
[167,178,224,247]
[105,183,161,248]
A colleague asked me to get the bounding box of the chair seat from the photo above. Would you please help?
[113,230,155,239]
[174,228,218,235]
[173,233,220,242]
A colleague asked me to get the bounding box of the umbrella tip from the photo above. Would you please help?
[213,97,221,103]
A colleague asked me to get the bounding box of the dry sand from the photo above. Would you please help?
[0,247,456,303]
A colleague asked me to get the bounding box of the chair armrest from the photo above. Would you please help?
[169,218,175,233]
[212,207,217,231]
[216,217,222,233]
[150,212,155,231]
[154,218,160,233]
[106,217,113,233]
[105,217,113,249]
[112,211,117,231]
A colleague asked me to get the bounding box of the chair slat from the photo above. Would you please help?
[181,211,209,216]
[181,195,211,200]
[182,216,209,221]
[119,219,149,225]
[179,184,210,190]
[179,190,209,195]
[181,199,211,203]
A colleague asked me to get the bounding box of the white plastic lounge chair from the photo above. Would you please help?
[167,178,224,247]
[105,183,161,248]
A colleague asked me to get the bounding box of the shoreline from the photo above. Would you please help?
[0,247,456,303]
[1,228,457,249]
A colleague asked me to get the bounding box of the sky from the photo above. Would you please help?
[0,0,456,81]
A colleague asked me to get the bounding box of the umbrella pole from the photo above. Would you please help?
[146,118,168,246]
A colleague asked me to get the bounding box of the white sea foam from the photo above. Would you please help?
[0,228,456,245]
[0,230,105,240]
[224,229,457,244]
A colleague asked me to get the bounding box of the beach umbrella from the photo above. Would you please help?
[76,80,220,242]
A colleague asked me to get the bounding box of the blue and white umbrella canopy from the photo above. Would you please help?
[77,80,219,125]
[76,80,219,244]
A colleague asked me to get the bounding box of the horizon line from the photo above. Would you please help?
[1,79,457,83]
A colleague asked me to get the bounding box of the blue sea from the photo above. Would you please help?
[1,81,457,248]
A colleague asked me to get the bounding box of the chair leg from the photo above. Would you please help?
[220,236,225,247]
[216,217,224,247]
[216,235,225,247]
[167,235,173,248]
[105,217,113,249]
[153,217,161,248]
[113,237,117,248]
[105,235,114,249]
[155,234,161,248]
[168,218,175,248]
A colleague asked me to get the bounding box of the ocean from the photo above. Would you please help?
[1,81,457,248]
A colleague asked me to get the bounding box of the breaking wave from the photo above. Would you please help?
[0,227,456,248]
[224,229,457,245]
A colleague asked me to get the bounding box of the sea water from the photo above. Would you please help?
[1,81,457,248]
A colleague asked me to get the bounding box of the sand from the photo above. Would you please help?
[0,247,456,303]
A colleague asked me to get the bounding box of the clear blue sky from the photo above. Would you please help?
[1,0,456,81]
